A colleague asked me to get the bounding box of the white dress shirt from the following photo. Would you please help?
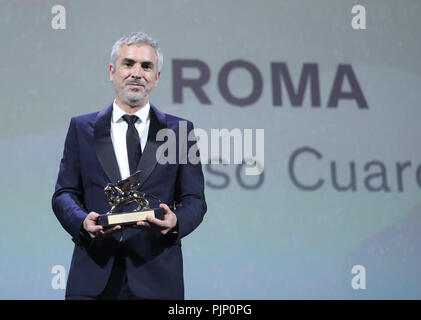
[110,100,150,180]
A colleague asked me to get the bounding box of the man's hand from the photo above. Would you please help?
[83,212,121,238]
[136,203,178,235]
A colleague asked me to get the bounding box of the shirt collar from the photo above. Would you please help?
[112,99,150,124]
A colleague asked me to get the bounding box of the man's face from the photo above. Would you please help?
[110,43,160,108]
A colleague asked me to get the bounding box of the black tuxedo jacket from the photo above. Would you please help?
[52,103,206,299]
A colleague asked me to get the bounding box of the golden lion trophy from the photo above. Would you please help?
[98,171,171,227]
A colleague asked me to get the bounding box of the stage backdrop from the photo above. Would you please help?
[1,0,420,299]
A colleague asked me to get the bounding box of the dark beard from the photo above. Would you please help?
[124,88,148,108]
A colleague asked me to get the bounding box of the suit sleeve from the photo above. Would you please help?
[173,121,207,240]
[52,117,89,245]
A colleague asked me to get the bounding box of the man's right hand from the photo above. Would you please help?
[83,212,121,238]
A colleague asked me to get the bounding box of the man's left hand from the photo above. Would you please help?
[136,203,177,235]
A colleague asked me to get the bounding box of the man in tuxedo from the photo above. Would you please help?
[52,31,207,300]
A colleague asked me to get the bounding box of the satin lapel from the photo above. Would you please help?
[94,103,121,184]
[136,104,167,188]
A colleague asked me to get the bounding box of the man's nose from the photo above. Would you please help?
[132,64,144,78]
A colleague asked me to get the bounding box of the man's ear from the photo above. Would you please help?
[155,71,161,83]
[109,64,114,82]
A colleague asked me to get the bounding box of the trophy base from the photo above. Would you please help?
[98,208,165,227]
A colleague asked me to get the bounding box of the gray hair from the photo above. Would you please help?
[110,31,163,74]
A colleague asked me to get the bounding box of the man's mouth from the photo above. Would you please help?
[127,82,145,88]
